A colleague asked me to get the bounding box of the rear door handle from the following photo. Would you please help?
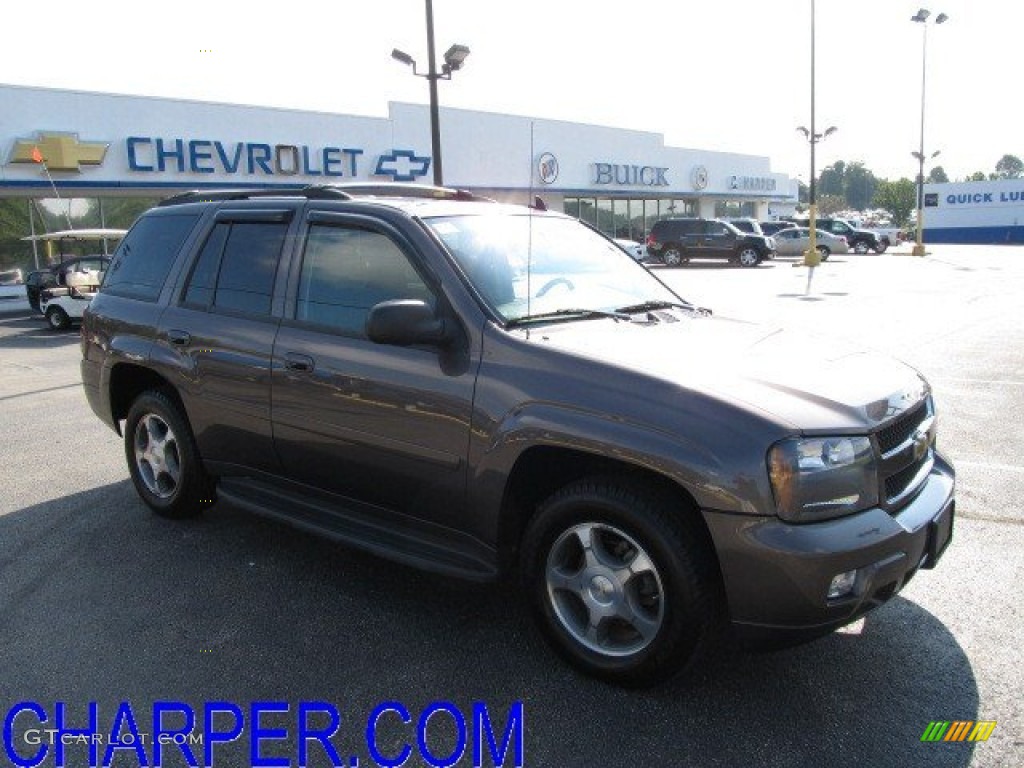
[284,352,315,373]
[168,329,191,346]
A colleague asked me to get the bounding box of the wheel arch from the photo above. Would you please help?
[108,363,181,436]
[496,445,720,580]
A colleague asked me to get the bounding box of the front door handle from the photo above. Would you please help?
[168,329,191,346]
[284,352,315,373]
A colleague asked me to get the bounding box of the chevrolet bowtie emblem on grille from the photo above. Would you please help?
[8,132,109,172]
[374,149,431,182]
[912,428,930,461]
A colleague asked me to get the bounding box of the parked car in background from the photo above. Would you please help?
[0,268,24,285]
[646,218,775,267]
[772,227,849,260]
[793,218,886,254]
[613,238,647,263]
[727,218,765,236]
[759,221,797,236]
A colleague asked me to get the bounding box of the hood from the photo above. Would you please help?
[522,312,929,433]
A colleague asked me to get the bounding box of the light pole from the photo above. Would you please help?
[911,8,948,257]
[392,0,470,186]
[795,0,836,270]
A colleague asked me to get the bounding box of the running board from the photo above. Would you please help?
[216,478,498,582]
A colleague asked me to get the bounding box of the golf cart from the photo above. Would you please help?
[22,229,126,330]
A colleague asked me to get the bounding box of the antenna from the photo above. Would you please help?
[526,122,535,335]
[31,146,74,230]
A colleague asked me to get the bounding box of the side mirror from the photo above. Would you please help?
[366,299,453,347]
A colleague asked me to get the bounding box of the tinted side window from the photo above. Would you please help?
[295,224,432,335]
[213,222,285,316]
[183,223,229,308]
[678,220,701,236]
[103,214,199,300]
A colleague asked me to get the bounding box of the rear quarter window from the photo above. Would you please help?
[102,214,200,300]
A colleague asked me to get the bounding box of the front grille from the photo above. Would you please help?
[877,400,928,455]
[885,455,929,500]
[876,397,934,510]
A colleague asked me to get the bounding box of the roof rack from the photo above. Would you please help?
[157,182,495,207]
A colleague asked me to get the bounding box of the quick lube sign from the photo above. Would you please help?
[125,137,431,182]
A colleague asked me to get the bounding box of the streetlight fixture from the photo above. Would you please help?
[795,0,837,270]
[391,0,470,186]
[911,8,948,256]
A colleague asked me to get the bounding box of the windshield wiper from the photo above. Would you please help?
[613,299,700,314]
[506,308,631,327]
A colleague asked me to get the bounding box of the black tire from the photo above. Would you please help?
[521,477,723,687]
[737,247,761,267]
[661,245,685,267]
[873,242,888,254]
[816,246,831,262]
[45,306,70,331]
[853,241,870,255]
[124,390,215,518]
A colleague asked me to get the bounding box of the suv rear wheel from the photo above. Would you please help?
[853,241,871,254]
[660,245,686,267]
[521,477,722,687]
[125,390,215,518]
[736,247,761,268]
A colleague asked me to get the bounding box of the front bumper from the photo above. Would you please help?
[703,452,955,639]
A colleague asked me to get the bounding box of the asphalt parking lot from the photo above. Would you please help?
[1,244,1021,768]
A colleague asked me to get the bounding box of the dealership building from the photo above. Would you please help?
[1,83,799,244]
[920,179,1024,244]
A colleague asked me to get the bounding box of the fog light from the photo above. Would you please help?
[827,570,858,600]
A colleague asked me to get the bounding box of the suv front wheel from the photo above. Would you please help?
[736,247,761,268]
[521,477,722,687]
[125,390,215,518]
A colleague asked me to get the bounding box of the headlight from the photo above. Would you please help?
[768,436,878,522]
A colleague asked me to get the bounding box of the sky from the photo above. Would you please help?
[2,0,1016,183]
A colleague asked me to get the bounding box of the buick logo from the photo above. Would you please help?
[691,165,708,190]
[537,152,559,185]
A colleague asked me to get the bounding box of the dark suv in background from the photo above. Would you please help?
[646,218,775,267]
[81,184,954,687]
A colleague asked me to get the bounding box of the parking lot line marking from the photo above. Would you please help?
[0,382,80,401]
[955,460,1024,474]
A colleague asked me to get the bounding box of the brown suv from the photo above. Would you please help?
[81,184,954,687]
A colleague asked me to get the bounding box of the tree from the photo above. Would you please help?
[927,166,949,183]
[872,179,917,227]
[817,195,846,215]
[843,162,878,210]
[995,154,1023,179]
[818,162,846,198]
[968,171,987,182]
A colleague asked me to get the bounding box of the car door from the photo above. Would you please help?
[271,210,476,527]
[154,206,298,475]
[774,228,800,256]
[701,220,735,260]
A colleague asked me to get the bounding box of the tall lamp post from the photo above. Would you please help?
[911,8,948,257]
[392,0,470,186]
[795,0,836,269]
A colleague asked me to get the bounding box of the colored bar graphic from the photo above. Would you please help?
[921,720,997,742]
[968,721,997,742]
[921,721,950,741]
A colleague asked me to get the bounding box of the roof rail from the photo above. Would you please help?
[158,183,495,207]
[157,187,354,207]
[305,183,495,203]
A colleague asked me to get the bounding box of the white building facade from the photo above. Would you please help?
[922,179,1024,244]
[1,83,798,240]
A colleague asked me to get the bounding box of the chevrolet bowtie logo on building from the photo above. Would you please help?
[8,132,109,172]
[375,149,431,182]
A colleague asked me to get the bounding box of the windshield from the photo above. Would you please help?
[426,214,682,323]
